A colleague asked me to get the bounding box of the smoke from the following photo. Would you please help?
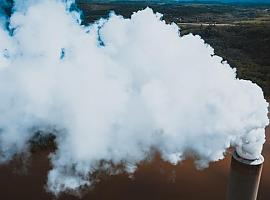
[0,0,269,195]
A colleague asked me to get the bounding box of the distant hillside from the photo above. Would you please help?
[81,0,270,3]
[182,0,270,2]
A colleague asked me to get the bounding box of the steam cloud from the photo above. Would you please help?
[0,0,269,195]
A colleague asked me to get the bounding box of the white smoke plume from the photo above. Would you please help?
[0,0,269,195]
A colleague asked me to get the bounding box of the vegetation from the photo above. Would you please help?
[29,131,56,152]
[77,1,270,97]
[181,24,270,96]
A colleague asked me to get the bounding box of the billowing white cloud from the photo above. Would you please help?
[0,0,268,195]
